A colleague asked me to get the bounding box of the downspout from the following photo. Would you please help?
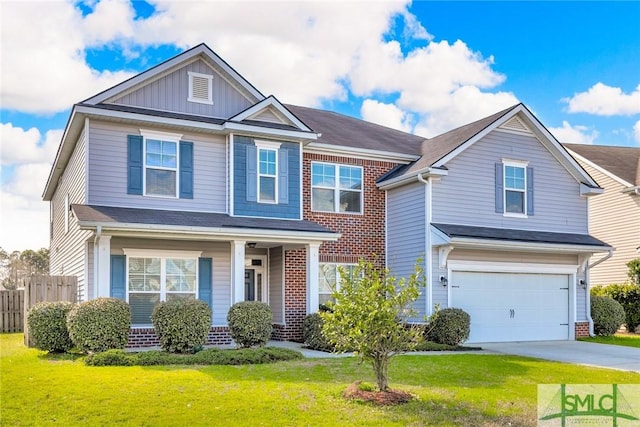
[93,225,102,300]
[585,249,614,336]
[417,174,432,318]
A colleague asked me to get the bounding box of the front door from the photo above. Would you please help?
[244,267,265,302]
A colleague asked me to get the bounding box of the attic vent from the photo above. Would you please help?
[500,116,530,133]
[188,72,213,105]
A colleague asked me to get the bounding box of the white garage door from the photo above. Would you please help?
[451,271,569,343]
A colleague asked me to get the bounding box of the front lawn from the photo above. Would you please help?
[579,333,640,348]
[2,333,639,426]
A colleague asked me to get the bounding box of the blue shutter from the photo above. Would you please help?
[526,167,534,216]
[246,145,257,202]
[127,135,143,195]
[495,163,504,213]
[278,149,289,204]
[179,141,194,199]
[110,255,126,300]
[198,258,213,313]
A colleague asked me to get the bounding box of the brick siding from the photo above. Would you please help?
[574,321,590,338]
[126,326,232,348]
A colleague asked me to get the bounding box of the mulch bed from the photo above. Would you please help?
[342,381,414,405]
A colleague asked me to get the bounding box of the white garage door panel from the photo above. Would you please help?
[451,271,569,343]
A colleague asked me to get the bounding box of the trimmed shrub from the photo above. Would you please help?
[67,298,131,353]
[303,313,333,352]
[591,295,626,336]
[85,349,134,366]
[227,301,273,348]
[27,301,75,352]
[427,308,471,346]
[151,298,212,353]
[592,285,640,333]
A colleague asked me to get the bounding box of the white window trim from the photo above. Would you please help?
[140,130,183,199]
[187,71,214,105]
[502,159,528,218]
[319,263,356,303]
[311,161,363,214]
[256,141,281,204]
[123,249,203,326]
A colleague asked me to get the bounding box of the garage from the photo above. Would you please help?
[450,271,570,343]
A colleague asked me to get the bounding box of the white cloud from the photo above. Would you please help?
[360,100,413,133]
[564,83,640,116]
[548,121,599,145]
[1,1,134,113]
[1,123,61,166]
[634,120,640,144]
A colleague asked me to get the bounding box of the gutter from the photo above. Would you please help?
[585,249,615,337]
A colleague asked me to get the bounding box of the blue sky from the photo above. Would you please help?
[1,0,639,251]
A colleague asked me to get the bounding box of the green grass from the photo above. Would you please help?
[2,333,639,426]
[414,341,482,352]
[579,333,640,348]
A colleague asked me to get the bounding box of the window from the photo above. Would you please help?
[504,162,526,215]
[125,251,199,324]
[311,162,362,213]
[258,148,277,202]
[140,130,183,198]
[187,72,213,105]
[318,263,356,305]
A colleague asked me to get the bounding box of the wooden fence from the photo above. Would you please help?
[0,289,24,333]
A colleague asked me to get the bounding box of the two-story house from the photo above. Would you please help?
[564,143,640,285]
[44,43,610,346]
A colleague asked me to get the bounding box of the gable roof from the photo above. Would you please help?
[230,96,312,132]
[564,143,640,187]
[83,43,264,106]
[286,104,425,157]
[378,103,601,192]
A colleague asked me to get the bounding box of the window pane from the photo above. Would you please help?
[129,258,160,291]
[319,264,336,293]
[312,163,335,187]
[146,169,176,196]
[259,149,276,175]
[339,166,362,190]
[166,293,196,301]
[166,259,197,292]
[259,176,276,202]
[506,190,524,213]
[312,188,334,211]
[129,293,160,324]
[146,153,162,166]
[146,139,162,154]
[505,166,525,190]
[319,294,334,305]
[162,141,177,156]
[162,155,177,168]
[339,190,361,213]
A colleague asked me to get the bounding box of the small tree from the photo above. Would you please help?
[627,258,640,285]
[321,258,424,392]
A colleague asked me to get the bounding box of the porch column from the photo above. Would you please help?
[306,243,320,314]
[96,235,111,298]
[231,240,246,303]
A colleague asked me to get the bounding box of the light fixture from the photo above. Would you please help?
[247,242,257,249]
[439,275,448,287]
[579,279,587,289]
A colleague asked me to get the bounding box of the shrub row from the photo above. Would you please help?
[85,347,303,366]
[592,285,640,333]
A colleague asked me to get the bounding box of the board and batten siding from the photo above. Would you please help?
[579,163,640,285]
[432,129,588,233]
[87,120,227,212]
[111,59,253,119]
[386,182,427,319]
[269,246,284,324]
[109,238,232,326]
[49,127,92,302]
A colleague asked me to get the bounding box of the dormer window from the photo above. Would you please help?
[187,72,213,105]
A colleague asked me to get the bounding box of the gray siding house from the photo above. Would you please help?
[44,43,609,345]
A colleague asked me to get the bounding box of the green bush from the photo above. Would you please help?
[303,313,333,352]
[85,347,303,366]
[591,295,626,336]
[427,308,471,346]
[27,301,75,352]
[85,349,134,366]
[151,298,212,353]
[67,298,131,353]
[592,284,640,333]
[227,301,273,348]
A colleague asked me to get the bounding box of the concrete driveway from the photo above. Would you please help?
[478,340,640,373]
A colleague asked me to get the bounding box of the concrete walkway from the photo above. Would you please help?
[477,340,640,373]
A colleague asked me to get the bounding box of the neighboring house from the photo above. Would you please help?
[44,43,610,345]
[564,144,640,285]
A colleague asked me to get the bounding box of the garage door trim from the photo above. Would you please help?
[447,260,578,341]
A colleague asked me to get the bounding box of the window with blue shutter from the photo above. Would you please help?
[246,145,257,202]
[278,149,289,204]
[198,258,213,314]
[127,135,143,195]
[179,141,194,199]
[526,168,534,215]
